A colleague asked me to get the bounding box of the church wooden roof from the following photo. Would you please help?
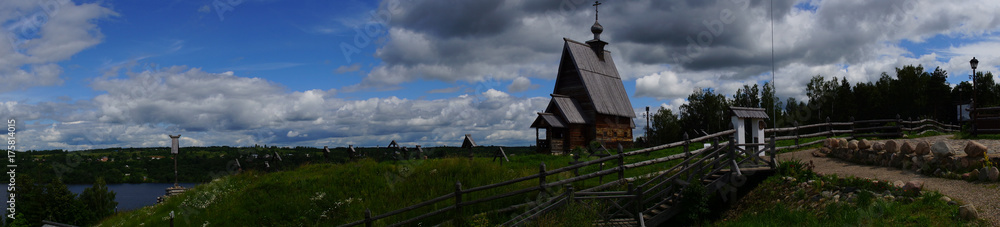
[561,38,635,118]
[531,113,567,128]
[549,95,589,124]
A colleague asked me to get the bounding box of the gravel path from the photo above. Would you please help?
[778,147,1000,226]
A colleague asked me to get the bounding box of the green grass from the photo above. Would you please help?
[718,192,983,227]
[98,158,542,226]
[715,160,989,227]
[96,144,697,226]
[99,137,912,226]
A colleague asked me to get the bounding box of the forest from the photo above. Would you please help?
[642,65,997,146]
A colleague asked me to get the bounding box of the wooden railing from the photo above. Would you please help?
[338,117,958,226]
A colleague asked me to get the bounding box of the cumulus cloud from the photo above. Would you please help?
[346,0,1000,101]
[0,0,116,92]
[507,76,539,93]
[8,67,549,150]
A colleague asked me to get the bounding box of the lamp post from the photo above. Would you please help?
[169,135,181,187]
[645,106,650,147]
[971,57,979,136]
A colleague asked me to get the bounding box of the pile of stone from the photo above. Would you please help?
[818,138,1000,182]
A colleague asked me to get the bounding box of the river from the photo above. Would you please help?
[3,182,200,215]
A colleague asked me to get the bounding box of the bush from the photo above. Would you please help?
[676,182,710,224]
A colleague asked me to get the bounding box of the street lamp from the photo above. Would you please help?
[971,57,979,136]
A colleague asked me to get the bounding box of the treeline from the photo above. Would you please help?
[643,65,996,145]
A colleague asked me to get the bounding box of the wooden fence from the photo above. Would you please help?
[972,106,1000,134]
[338,118,957,227]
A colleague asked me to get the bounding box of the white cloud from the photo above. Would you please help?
[335,63,362,74]
[507,76,539,93]
[0,0,116,92]
[10,66,551,150]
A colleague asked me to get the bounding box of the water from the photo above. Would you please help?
[2,182,200,214]
[68,183,201,211]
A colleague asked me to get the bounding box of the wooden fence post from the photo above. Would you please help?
[566,185,575,201]
[683,132,690,169]
[769,136,777,168]
[728,136,736,172]
[826,117,832,138]
[539,163,547,195]
[618,151,626,180]
[896,114,902,137]
[850,116,856,139]
[455,181,463,218]
[634,184,644,223]
[793,121,800,147]
[365,209,373,227]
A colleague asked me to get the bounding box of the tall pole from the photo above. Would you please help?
[170,135,181,187]
[971,57,979,136]
[645,106,650,147]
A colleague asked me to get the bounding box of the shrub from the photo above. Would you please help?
[677,182,710,224]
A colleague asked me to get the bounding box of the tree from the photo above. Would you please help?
[732,84,760,108]
[761,82,782,124]
[832,77,855,122]
[79,178,118,225]
[927,67,953,121]
[805,75,837,123]
[43,180,85,225]
[649,108,682,145]
[680,88,731,135]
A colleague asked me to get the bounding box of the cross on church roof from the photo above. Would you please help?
[593,1,602,21]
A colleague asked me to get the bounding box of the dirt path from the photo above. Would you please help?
[778,149,1000,226]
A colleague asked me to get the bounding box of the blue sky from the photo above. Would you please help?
[2,0,999,150]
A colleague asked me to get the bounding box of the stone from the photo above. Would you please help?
[959,204,978,221]
[821,191,833,198]
[900,142,914,154]
[848,140,859,150]
[903,180,923,192]
[941,196,952,203]
[970,169,981,181]
[931,141,952,158]
[893,180,905,188]
[824,138,832,148]
[915,141,931,155]
[989,167,999,182]
[872,142,884,152]
[839,138,848,149]
[965,141,987,158]
[885,140,899,153]
[858,139,871,150]
[962,172,971,180]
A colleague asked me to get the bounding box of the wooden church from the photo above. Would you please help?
[531,13,635,154]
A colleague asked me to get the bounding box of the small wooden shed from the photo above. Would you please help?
[729,107,769,155]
